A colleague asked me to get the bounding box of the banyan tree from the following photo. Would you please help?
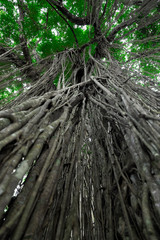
[0,0,160,239]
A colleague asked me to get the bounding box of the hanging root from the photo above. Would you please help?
[0,56,160,240]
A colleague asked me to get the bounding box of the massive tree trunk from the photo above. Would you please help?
[0,52,159,239]
[0,0,160,239]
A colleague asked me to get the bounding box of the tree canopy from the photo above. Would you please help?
[0,0,160,104]
[0,1,160,240]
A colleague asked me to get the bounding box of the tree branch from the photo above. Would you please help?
[46,0,79,47]
[0,45,26,68]
[0,44,40,81]
[107,18,136,42]
[46,0,90,25]
[17,0,32,64]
